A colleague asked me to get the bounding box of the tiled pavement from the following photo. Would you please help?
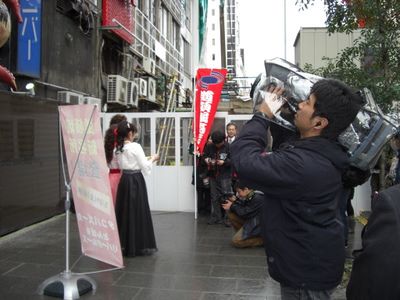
[0,212,358,299]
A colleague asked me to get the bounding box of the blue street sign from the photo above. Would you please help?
[17,0,42,78]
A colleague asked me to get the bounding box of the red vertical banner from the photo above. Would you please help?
[194,68,227,154]
[59,105,123,268]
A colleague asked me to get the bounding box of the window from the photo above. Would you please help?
[211,9,215,16]
[156,117,176,166]
[131,118,151,156]
[167,17,180,50]
[183,39,191,75]
[212,38,215,46]
[160,5,168,37]
[212,54,215,61]
[227,36,236,44]
[180,118,193,166]
[212,23,215,31]
[185,0,191,28]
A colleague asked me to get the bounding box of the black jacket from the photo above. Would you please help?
[230,114,348,290]
[202,142,232,179]
[346,184,400,300]
[230,191,264,239]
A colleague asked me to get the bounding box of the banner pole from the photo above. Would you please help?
[65,185,71,273]
[193,76,198,220]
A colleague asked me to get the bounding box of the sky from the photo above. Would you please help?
[238,0,327,76]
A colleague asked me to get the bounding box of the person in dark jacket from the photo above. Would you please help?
[392,132,400,184]
[203,130,232,224]
[230,79,362,299]
[338,166,371,247]
[221,181,264,248]
[346,183,400,300]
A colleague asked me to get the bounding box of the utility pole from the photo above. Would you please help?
[220,0,226,68]
[284,0,287,60]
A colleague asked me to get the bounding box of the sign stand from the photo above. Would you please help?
[37,108,97,299]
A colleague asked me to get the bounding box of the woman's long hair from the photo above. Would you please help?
[116,121,137,153]
[104,124,118,164]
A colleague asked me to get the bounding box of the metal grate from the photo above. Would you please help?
[102,0,134,44]
[107,76,117,102]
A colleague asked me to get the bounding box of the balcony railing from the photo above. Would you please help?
[130,7,184,81]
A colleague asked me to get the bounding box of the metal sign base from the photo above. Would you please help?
[38,271,97,300]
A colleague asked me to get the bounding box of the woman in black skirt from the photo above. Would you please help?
[115,121,159,257]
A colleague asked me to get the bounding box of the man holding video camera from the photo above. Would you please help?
[231,79,363,299]
[203,130,232,225]
[221,181,263,248]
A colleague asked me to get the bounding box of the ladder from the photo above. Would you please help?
[157,75,178,165]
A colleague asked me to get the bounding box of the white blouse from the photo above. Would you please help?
[116,142,153,176]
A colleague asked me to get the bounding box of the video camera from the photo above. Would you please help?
[251,57,398,171]
[219,192,235,204]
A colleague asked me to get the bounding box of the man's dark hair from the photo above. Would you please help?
[250,73,262,99]
[211,130,225,144]
[226,122,237,130]
[234,180,249,190]
[310,79,363,140]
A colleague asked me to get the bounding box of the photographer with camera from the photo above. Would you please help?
[203,130,232,225]
[221,181,264,248]
[231,78,363,299]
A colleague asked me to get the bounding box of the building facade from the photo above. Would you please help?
[199,0,241,76]
[0,0,198,112]
[0,0,199,236]
[293,27,361,69]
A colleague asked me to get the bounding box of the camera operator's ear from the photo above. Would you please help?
[314,117,328,130]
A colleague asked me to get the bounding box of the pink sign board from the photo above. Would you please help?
[59,105,123,268]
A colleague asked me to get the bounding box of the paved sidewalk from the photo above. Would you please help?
[0,212,353,299]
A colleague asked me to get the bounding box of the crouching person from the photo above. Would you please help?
[221,181,264,248]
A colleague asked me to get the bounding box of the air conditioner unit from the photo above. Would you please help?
[147,77,156,102]
[127,81,139,108]
[83,96,102,107]
[57,91,84,104]
[135,78,147,97]
[107,75,128,106]
[143,58,156,75]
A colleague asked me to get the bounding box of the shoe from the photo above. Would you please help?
[208,219,223,225]
[223,219,231,227]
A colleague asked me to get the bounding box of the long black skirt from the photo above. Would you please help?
[115,171,157,257]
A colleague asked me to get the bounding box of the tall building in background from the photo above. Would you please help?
[225,0,239,77]
[199,0,242,77]
[199,0,222,68]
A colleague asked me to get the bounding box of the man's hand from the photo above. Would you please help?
[221,194,236,210]
[258,86,285,118]
[222,200,232,210]
[216,159,224,166]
